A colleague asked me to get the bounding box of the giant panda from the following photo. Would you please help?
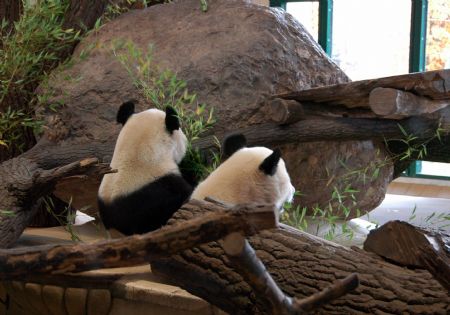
[98,101,193,235]
[191,134,295,211]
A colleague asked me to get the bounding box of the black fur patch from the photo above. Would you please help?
[117,101,135,125]
[222,133,247,159]
[165,106,180,134]
[98,174,193,235]
[259,149,281,176]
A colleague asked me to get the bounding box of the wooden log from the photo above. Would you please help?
[369,87,449,118]
[222,232,359,314]
[150,206,450,314]
[277,69,450,109]
[195,108,450,154]
[0,201,276,280]
[0,157,112,248]
[363,220,450,292]
[262,98,305,124]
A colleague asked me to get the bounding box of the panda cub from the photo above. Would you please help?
[191,134,295,211]
[98,101,193,235]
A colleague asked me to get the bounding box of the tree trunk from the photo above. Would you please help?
[150,206,450,315]
[0,0,22,35]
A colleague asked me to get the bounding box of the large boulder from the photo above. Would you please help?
[38,0,392,218]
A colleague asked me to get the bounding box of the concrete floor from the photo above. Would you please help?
[362,194,450,233]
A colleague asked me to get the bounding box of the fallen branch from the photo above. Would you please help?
[0,201,276,280]
[222,232,359,314]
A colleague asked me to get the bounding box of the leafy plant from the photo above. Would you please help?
[43,197,81,242]
[0,0,80,156]
[112,40,218,180]
[282,123,447,241]
[0,107,43,155]
[0,209,15,219]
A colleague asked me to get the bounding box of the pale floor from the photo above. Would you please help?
[373,177,450,233]
[302,177,450,247]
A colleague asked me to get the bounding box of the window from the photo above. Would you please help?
[332,0,411,80]
[286,2,319,41]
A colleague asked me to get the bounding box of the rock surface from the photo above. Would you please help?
[38,0,392,217]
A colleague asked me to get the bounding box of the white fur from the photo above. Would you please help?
[191,147,295,209]
[99,108,187,202]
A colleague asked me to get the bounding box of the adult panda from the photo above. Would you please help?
[98,101,193,235]
[191,134,295,212]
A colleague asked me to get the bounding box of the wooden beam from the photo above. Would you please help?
[276,69,450,109]
[369,87,449,119]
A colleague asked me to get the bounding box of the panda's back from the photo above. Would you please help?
[98,172,192,235]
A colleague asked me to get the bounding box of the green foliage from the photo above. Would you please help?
[0,0,80,104]
[112,41,217,180]
[0,0,80,155]
[43,197,81,242]
[0,107,43,154]
[0,209,15,218]
[200,0,208,12]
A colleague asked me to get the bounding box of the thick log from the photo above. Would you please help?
[277,69,450,109]
[195,107,450,154]
[369,87,449,118]
[363,221,450,292]
[150,206,450,314]
[262,98,305,124]
[0,201,276,280]
[0,157,111,248]
[222,232,359,314]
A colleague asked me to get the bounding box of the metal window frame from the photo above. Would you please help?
[406,0,449,180]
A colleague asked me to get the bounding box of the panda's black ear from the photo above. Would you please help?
[222,133,247,159]
[117,101,135,125]
[165,106,180,134]
[259,149,281,176]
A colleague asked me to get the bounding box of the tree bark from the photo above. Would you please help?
[150,206,450,315]
[0,0,22,35]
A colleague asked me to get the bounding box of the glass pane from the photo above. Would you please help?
[332,0,411,80]
[426,0,450,70]
[286,2,319,41]
[419,161,450,177]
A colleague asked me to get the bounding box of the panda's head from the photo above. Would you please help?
[113,101,187,170]
[191,134,295,210]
